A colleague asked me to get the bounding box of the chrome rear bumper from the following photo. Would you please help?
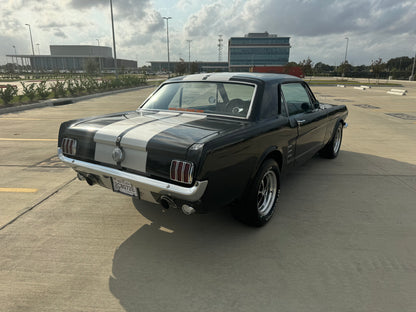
[58,148,208,203]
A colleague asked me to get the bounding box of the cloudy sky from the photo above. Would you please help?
[1,0,415,67]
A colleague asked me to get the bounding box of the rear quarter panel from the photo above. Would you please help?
[322,104,348,144]
[196,117,293,208]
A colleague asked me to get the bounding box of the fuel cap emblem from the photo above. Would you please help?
[112,147,125,162]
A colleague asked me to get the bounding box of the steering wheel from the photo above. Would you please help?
[225,99,247,115]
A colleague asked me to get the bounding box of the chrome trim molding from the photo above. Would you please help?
[58,148,208,202]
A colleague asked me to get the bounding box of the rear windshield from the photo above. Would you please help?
[140,81,256,118]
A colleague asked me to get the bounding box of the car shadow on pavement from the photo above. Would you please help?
[109,151,416,312]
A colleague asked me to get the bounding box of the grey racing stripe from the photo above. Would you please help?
[93,112,206,173]
[94,112,179,145]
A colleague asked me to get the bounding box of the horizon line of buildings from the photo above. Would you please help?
[5,32,291,73]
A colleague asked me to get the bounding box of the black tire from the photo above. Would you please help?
[232,159,280,227]
[321,122,343,159]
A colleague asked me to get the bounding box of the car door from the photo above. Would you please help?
[281,82,328,164]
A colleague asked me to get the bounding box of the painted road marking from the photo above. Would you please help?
[0,138,56,142]
[0,188,38,193]
[0,118,46,121]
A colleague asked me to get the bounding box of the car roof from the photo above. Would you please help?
[166,72,302,84]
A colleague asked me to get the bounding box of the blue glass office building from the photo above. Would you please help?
[228,32,290,71]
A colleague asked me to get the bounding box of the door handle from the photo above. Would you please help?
[296,119,306,126]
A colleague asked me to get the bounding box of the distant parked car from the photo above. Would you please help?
[58,73,348,226]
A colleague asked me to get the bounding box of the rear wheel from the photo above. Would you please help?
[232,159,280,227]
[321,122,343,159]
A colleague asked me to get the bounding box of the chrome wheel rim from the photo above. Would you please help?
[257,169,277,217]
[333,126,342,154]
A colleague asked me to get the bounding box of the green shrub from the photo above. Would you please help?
[119,75,147,88]
[66,80,78,96]
[98,79,111,91]
[50,80,66,98]
[73,79,85,94]
[83,77,99,93]
[36,81,50,99]
[111,78,123,89]
[21,82,37,101]
[2,74,146,106]
[0,85,18,106]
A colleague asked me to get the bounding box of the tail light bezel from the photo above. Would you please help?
[62,137,77,156]
[170,160,194,185]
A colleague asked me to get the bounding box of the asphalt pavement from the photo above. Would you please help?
[0,82,415,311]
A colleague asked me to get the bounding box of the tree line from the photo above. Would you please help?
[295,56,415,80]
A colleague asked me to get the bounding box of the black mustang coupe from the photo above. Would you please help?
[58,73,348,226]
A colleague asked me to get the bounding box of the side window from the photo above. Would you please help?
[281,83,313,116]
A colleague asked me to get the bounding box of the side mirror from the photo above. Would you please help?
[314,101,320,109]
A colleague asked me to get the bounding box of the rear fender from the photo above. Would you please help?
[325,116,346,144]
[250,146,283,182]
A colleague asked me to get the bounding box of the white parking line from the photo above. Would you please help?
[0,138,56,142]
[0,188,38,193]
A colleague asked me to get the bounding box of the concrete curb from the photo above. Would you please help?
[0,85,155,115]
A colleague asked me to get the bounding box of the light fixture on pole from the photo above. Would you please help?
[187,40,192,73]
[96,39,100,46]
[163,17,172,77]
[25,24,35,55]
[110,0,118,77]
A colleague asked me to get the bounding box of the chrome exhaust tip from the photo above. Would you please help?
[160,195,177,209]
[77,172,97,185]
[85,174,97,186]
[181,204,196,215]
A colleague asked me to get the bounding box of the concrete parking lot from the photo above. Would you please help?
[0,82,415,311]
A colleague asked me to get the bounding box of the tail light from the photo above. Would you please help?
[62,138,77,156]
[170,160,194,184]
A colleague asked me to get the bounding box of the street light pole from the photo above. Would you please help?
[344,37,349,64]
[25,24,35,55]
[11,46,15,65]
[110,0,118,77]
[163,17,172,77]
[96,39,101,74]
[187,40,192,73]
[342,37,349,77]
[410,51,415,81]
[36,43,40,55]
[12,45,18,70]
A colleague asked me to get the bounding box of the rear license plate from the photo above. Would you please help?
[112,178,139,197]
